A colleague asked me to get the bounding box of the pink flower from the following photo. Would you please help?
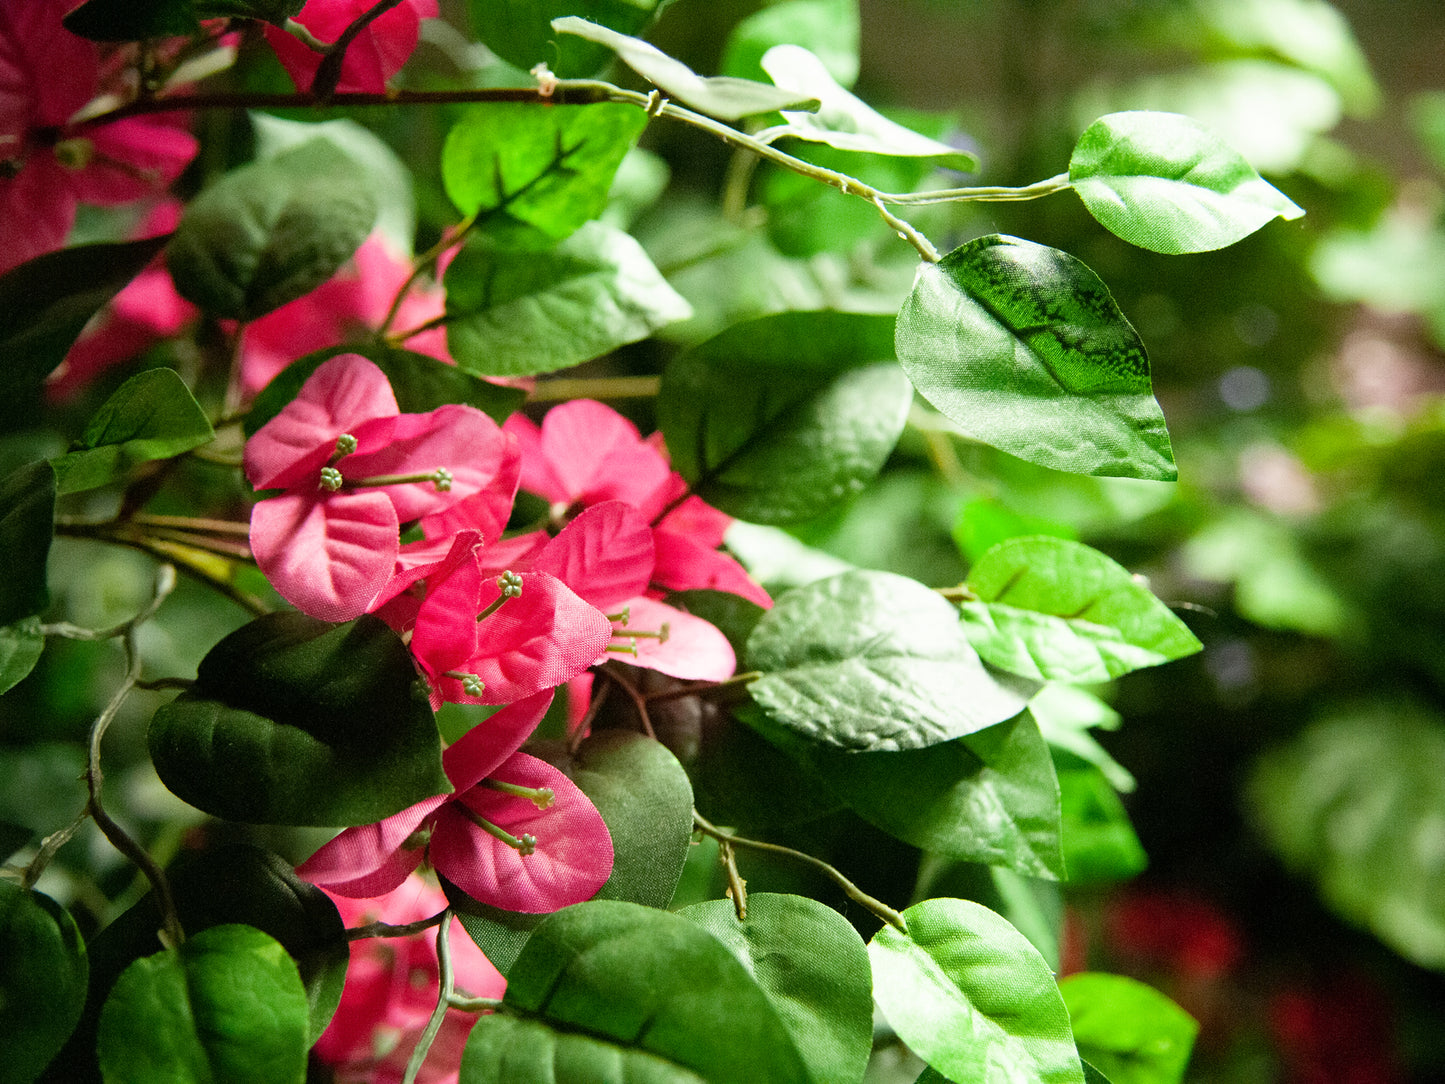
[264,0,439,95]
[245,354,511,621]
[298,692,614,914]
[0,0,197,274]
[317,875,505,1084]
[506,400,772,609]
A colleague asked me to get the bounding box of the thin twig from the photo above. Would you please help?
[402,911,456,1084]
[347,910,449,941]
[528,375,662,403]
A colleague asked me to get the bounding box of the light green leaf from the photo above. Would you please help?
[746,570,1035,752]
[1030,684,1135,794]
[97,924,309,1084]
[552,17,819,120]
[659,311,910,524]
[149,612,448,827]
[0,462,55,626]
[445,221,691,376]
[0,883,88,1083]
[759,45,975,168]
[50,369,214,495]
[869,898,1085,1084]
[441,102,648,239]
[166,138,378,320]
[722,0,859,88]
[896,234,1177,480]
[1068,111,1304,255]
[680,893,874,1084]
[1059,973,1197,1084]
[0,236,168,394]
[1247,703,1445,970]
[1057,765,1148,884]
[0,615,44,696]
[462,900,811,1083]
[958,537,1201,682]
[466,0,667,78]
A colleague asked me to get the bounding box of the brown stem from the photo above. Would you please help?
[347,910,448,941]
[310,0,407,100]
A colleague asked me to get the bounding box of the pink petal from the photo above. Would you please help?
[538,400,677,514]
[250,490,400,621]
[529,501,654,610]
[651,529,773,608]
[502,412,566,505]
[658,494,732,548]
[245,354,399,491]
[612,596,736,682]
[263,0,435,94]
[441,690,555,791]
[0,1,98,129]
[430,752,613,913]
[67,117,197,206]
[415,432,520,545]
[409,533,486,700]
[0,156,77,275]
[295,794,447,898]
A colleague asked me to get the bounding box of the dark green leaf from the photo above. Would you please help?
[1059,973,1197,1084]
[869,898,1084,1084]
[441,102,648,239]
[444,222,690,376]
[0,615,44,696]
[0,236,168,395]
[243,344,525,438]
[0,883,88,1083]
[166,139,379,320]
[63,0,200,40]
[796,712,1065,879]
[693,705,845,830]
[148,612,448,827]
[50,369,214,495]
[658,312,910,524]
[721,0,860,88]
[1057,764,1148,884]
[552,18,820,121]
[463,900,810,1083]
[466,0,667,78]
[0,822,31,864]
[96,924,309,1084]
[746,570,1035,751]
[958,537,1201,682]
[194,0,304,21]
[679,893,874,1084]
[1247,702,1445,969]
[1084,1060,1116,1084]
[0,462,55,625]
[895,234,1176,480]
[1068,111,1304,254]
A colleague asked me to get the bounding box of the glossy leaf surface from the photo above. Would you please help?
[0,883,88,1083]
[896,235,1176,480]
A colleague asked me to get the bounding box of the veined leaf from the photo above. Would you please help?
[896,234,1176,480]
[1059,973,1197,1084]
[1069,111,1304,254]
[0,615,44,696]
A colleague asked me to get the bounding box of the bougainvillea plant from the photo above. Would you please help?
[0,0,1307,1081]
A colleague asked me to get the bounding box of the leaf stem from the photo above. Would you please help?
[691,810,908,933]
[402,910,455,1084]
[347,909,449,941]
[528,375,661,402]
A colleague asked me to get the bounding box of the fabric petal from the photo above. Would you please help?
[652,528,773,609]
[612,596,736,682]
[430,752,613,913]
[295,794,446,898]
[529,501,654,611]
[441,690,554,792]
[68,117,197,206]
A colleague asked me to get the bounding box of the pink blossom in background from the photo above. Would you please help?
[0,0,197,274]
[264,0,439,95]
[245,354,510,621]
[298,692,614,914]
[318,875,504,1084]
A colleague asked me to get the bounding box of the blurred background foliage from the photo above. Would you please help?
[4,0,1445,1080]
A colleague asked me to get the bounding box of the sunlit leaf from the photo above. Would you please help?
[0,616,44,696]
[1057,764,1148,884]
[1059,973,1197,1084]
[722,0,859,88]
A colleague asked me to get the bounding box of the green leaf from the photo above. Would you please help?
[746,570,1034,752]
[148,612,448,827]
[895,234,1177,481]
[958,537,1201,682]
[1068,111,1304,255]
[0,462,56,626]
[0,236,168,395]
[462,900,811,1083]
[869,898,1085,1084]
[0,615,44,696]
[194,0,303,21]
[441,102,649,239]
[793,712,1066,880]
[466,0,668,78]
[0,883,88,1083]
[97,924,309,1084]
[1059,973,1197,1084]
[659,312,910,524]
[680,893,874,1084]
[444,221,691,377]
[1247,702,1445,970]
[63,0,200,40]
[758,45,976,168]
[244,344,525,438]
[166,139,379,320]
[552,17,819,121]
[1030,684,1134,794]
[722,0,859,88]
[1057,764,1148,884]
[50,369,214,495]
